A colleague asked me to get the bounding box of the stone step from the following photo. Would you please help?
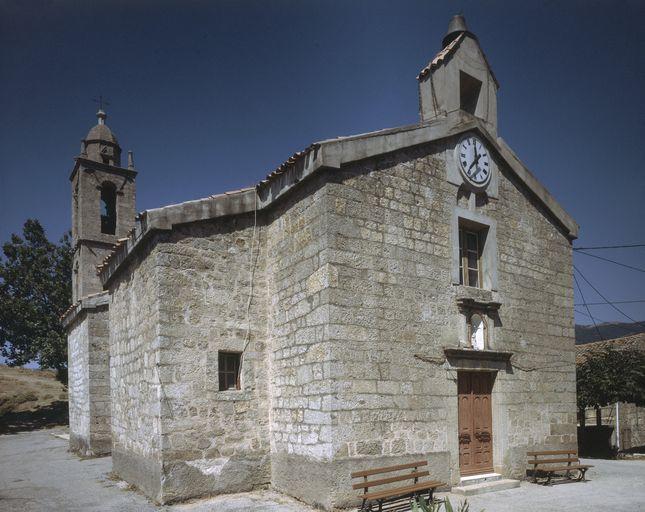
[451,478,521,496]
[459,472,502,486]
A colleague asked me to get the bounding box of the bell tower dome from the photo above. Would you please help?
[82,110,122,166]
[70,110,137,302]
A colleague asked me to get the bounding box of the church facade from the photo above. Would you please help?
[63,16,579,509]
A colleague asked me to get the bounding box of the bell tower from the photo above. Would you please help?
[70,109,137,301]
[64,109,137,456]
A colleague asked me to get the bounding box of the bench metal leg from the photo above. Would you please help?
[579,468,588,482]
[377,499,383,512]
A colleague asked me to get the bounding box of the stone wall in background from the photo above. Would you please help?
[582,402,645,453]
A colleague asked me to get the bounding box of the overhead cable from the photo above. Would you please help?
[574,266,645,329]
[573,243,645,250]
[575,250,645,273]
[573,272,604,342]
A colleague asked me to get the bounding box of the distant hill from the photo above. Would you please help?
[576,321,645,344]
[0,365,68,433]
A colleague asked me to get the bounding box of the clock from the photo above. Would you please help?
[456,135,491,188]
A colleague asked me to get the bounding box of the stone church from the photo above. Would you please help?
[62,15,579,510]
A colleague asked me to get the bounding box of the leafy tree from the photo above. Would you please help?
[0,219,72,378]
[577,347,645,412]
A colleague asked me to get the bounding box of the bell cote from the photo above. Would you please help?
[417,15,499,136]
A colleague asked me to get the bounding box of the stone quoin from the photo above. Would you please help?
[62,15,579,510]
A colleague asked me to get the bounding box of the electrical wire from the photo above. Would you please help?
[574,266,645,329]
[575,250,645,273]
[574,300,645,306]
[573,272,604,341]
[573,243,645,250]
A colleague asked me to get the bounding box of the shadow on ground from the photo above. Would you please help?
[0,400,68,434]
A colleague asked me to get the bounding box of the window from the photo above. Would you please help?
[100,182,117,235]
[459,227,481,287]
[218,352,241,391]
[452,208,497,290]
[460,71,482,116]
[468,313,487,350]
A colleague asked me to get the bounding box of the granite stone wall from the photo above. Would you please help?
[71,167,136,302]
[67,306,111,456]
[109,238,164,501]
[68,316,90,452]
[270,138,575,508]
[152,215,271,503]
[264,175,336,509]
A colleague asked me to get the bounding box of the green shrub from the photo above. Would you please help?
[411,496,481,512]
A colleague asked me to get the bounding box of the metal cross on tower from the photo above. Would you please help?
[92,95,110,111]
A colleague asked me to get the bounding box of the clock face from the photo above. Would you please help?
[457,135,491,187]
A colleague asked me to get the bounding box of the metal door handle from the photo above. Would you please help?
[475,431,491,442]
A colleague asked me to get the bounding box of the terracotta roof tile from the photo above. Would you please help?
[575,332,645,364]
[416,32,499,88]
[417,33,465,81]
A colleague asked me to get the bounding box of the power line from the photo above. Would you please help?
[574,266,645,329]
[573,272,603,342]
[573,243,645,250]
[574,300,645,306]
[575,250,645,273]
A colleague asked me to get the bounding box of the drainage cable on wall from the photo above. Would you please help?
[241,191,259,360]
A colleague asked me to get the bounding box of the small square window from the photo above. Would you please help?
[218,352,241,391]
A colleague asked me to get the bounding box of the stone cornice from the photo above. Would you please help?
[69,157,137,182]
[98,112,578,287]
[61,291,110,329]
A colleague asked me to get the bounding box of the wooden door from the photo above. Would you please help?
[458,372,493,476]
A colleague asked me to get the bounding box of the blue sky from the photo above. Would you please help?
[1,0,644,328]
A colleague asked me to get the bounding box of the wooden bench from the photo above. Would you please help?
[527,449,593,485]
[351,460,444,512]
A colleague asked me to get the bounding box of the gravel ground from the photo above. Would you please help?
[1,429,644,511]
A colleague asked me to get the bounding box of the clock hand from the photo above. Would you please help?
[468,153,482,174]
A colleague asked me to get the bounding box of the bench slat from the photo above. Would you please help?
[528,457,579,465]
[535,464,593,472]
[527,450,577,456]
[351,460,427,478]
[352,471,430,490]
[361,480,444,501]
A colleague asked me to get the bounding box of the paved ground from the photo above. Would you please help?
[1,429,644,511]
[0,429,315,512]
